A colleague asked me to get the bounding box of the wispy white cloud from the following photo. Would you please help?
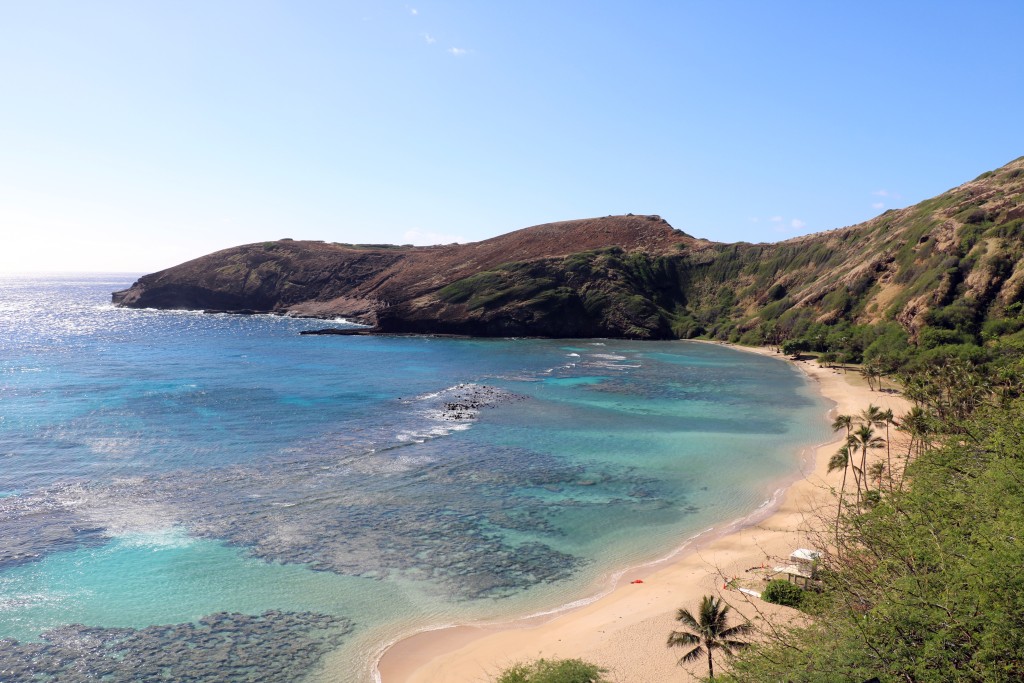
[790,219,806,230]
[872,202,885,210]
[408,6,418,15]
[769,215,783,223]
[872,189,889,197]
[448,47,468,57]
[423,33,436,44]
[403,229,464,246]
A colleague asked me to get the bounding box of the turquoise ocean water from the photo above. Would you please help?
[0,274,829,682]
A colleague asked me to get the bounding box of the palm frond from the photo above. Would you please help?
[667,630,700,648]
[828,447,849,472]
[674,608,700,631]
[831,414,852,432]
[720,622,754,638]
[721,638,752,650]
[676,644,705,665]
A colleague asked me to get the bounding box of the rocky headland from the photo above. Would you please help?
[114,157,1024,341]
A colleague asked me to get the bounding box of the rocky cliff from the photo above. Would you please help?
[113,215,706,337]
[114,157,1024,341]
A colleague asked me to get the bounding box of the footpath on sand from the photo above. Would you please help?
[376,346,910,683]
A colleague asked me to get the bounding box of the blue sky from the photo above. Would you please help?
[2,1,1022,273]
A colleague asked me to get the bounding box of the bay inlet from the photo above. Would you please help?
[0,274,829,683]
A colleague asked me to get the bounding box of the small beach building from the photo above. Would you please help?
[774,548,820,588]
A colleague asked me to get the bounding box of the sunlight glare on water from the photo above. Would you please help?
[0,274,829,682]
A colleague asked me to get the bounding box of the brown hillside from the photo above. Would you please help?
[113,215,700,325]
[113,156,1024,340]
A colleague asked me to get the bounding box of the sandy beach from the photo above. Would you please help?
[377,345,910,683]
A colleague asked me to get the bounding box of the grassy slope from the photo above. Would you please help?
[413,157,1024,346]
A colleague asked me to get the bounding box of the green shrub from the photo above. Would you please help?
[983,316,1024,339]
[495,658,609,683]
[761,579,805,608]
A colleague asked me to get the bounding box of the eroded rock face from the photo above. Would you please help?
[111,240,410,321]
[112,216,701,337]
[113,157,1024,340]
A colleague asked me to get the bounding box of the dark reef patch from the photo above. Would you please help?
[0,611,352,683]
[0,383,697,601]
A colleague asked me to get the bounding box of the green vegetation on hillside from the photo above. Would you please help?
[429,157,1024,346]
[720,346,1024,682]
[436,247,693,338]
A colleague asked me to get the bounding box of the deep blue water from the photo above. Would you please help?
[0,274,829,682]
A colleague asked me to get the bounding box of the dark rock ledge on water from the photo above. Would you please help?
[299,327,375,336]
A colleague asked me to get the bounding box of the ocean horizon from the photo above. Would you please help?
[0,273,830,682]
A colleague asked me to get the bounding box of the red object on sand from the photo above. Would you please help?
[630,579,644,584]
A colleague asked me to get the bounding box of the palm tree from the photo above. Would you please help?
[869,461,886,491]
[897,406,929,492]
[667,595,752,680]
[860,404,885,429]
[899,406,929,461]
[831,414,855,498]
[859,405,896,491]
[880,408,895,491]
[859,361,880,391]
[849,423,885,505]
[831,413,853,440]
[828,445,852,544]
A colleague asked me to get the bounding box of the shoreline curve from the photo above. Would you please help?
[374,343,909,683]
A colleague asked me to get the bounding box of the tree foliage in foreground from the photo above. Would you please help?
[723,359,1024,682]
[494,658,609,683]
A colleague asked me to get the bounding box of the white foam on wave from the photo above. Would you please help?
[327,317,372,327]
[84,437,137,457]
[1,366,42,374]
[117,527,196,550]
[0,589,63,613]
[396,415,475,444]
[388,382,520,461]
[410,383,487,402]
[588,361,641,370]
[590,353,627,361]
[346,453,436,476]
[492,373,542,382]
[138,307,205,316]
[567,353,580,357]
[54,483,181,539]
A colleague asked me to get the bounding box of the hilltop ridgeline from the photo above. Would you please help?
[114,157,1024,342]
[112,215,705,337]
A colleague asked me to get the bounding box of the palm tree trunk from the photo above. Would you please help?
[844,426,856,505]
[835,464,848,549]
[860,445,869,496]
[885,422,892,493]
[707,644,714,680]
